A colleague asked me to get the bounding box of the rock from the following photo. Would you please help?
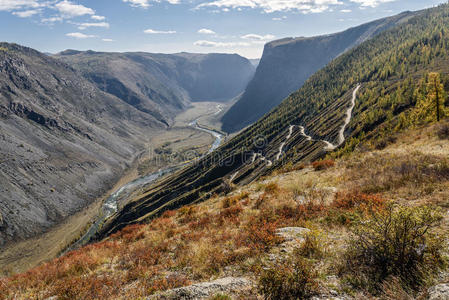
[275,227,311,242]
[147,277,252,300]
[311,297,345,300]
[428,283,449,300]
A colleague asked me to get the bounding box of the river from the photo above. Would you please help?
[64,116,224,253]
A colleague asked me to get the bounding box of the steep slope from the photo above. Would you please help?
[0,43,163,246]
[221,10,417,132]
[56,51,255,124]
[3,120,448,299]
[99,3,449,238]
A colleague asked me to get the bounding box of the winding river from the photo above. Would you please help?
[64,114,224,253]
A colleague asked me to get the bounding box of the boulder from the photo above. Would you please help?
[147,277,252,300]
[428,283,449,300]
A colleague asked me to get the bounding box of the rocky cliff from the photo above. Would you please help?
[221,11,417,132]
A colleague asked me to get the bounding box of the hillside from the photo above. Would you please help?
[2,121,448,299]
[0,43,165,247]
[221,10,417,133]
[56,51,255,124]
[99,3,449,240]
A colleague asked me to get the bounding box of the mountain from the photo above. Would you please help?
[249,58,260,67]
[221,10,417,133]
[0,43,165,246]
[99,4,449,238]
[56,51,255,124]
[3,4,449,299]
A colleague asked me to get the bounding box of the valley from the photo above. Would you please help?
[0,101,226,275]
[2,2,449,299]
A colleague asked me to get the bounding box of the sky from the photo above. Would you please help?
[0,0,446,58]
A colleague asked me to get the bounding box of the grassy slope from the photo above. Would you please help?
[1,121,448,299]
[99,3,449,237]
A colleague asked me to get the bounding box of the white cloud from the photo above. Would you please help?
[55,0,94,18]
[241,33,275,41]
[144,28,176,34]
[78,22,110,30]
[349,0,396,7]
[272,15,287,21]
[123,0,180,8]
[340,9,351,12]
[196,0,344,13]
[41,15,63,23]
[66,32,95,39]
[0,0,40,11]
[91,15,105,20]
[102,38,115,42]
[194,40,251,47]
[12,8,40,17]
[198,28,216,34]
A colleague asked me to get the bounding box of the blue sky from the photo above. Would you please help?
[0,0,445,58]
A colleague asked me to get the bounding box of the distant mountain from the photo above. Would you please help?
[221,11,417,132]
[249,59,260,67]
[0,43,164,246]
[56,51,255,124]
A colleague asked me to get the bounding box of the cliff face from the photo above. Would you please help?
[221,11,416,133]
[56,51,255,124]
[0,43,163,246]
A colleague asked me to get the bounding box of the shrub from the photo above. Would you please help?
[343,205,445,293]
[437,122,449,139]
[312,160,335,171]
[258,257,319,300]
[374,135,397,150]
[296,230,325,259]
[237,217,281,253]
[333,191,385,212]
[221,196,238,208]
[209,293,231,300]
[162,210,176,218]
[264,182,280,194]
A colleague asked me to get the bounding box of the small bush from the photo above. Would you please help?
[312,160,335,171]
[237,217,281,253]
[343,205,445,293]
[209,293,231,300]
[333,191,385,212]
[296,230,325,259]
[258,257,319,300]
[264,182,280,194]
[374,135,397,150]
[221,192,248,208]
[437,123,449,140]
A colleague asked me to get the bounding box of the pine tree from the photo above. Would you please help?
[427,72,446,121]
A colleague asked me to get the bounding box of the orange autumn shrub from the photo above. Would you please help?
[312,159,335,171]
[333,191,386,212]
